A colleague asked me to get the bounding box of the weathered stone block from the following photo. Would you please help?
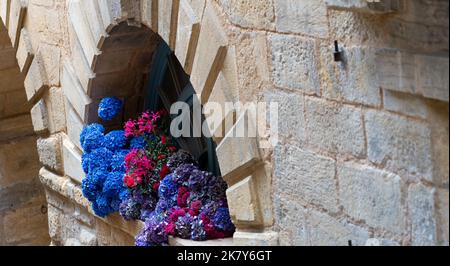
[275,0,328,38]
[226,176,261,225]
[383,90,428,119]
[175,0,200,73]
[325,0,403,13]
[220,0,275,30]
[233,231,279,246]
[408,183,437,246]
[415,54,449,102]
[44,87,67,133]
[190,2,228,103]
[68,0,100,66]
[37,135,63,174]
[0,47,15,70]
[30,99,49,133]
[7,0,26,47]
[15,28,34,74]
[216,111,261,183]
[61,62,92,122]
[264,90,305,141]
[0,136,39,188]
[0,114,34,142]
[62,137,84,184]
[64,99,84,151]
[305,97,365,157]
[269,34,320,95]
[274,145,338,213]
[3,200,50,245]
[24,55,48,103]
[0,0,11,28]
[437,189,449,246]
[1,89,30,118]
[365,110,433,180]
[376,49,449,102]
[321,46,381,107]
[338,162,405,233]
[275,197,369,246]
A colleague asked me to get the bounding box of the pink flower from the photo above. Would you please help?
[165,222,176,235]
[169,209,186,222]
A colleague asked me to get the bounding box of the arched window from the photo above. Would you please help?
[144,42,221,177]
[89,22,221,178]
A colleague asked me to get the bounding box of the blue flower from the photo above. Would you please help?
[98,97,123,121]
[80,123,104,145]
[93,195,113,218]
[80,124,105,153]
[103,130,127,151]
[158,174,178,201]
[82,177,99,202]
[103,171,125,197]
[110,149,129,172]
[212,207,235,232]
[130,136,147,149]
[88,169,108,188]
[81,148,113,173]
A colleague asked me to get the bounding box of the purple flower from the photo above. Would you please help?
[119,197,141,221]
[98,97,123,121]
[212,207,235,232]
[207,176,228,202]
[191,217,207,241]
[188,168,212,193]
[176,214,194,239]
[135,215,168,246]
[173,164,198,185]
[167,150,198,171]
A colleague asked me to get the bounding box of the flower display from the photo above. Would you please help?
[80,97,235,245]
[98,97,123,121]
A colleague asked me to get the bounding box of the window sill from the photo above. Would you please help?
[168,236,233,246]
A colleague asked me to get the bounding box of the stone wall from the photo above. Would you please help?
[0,22,49,245]
[0,0,448,246]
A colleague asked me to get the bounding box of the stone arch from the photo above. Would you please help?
[4,0,278,246]
[0,18,49,245]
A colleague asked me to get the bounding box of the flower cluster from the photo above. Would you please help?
[98,97,123,121]
[119,111,177,221]
[80,123,129,217]
[80,99,234,245]
[135,157,234,246]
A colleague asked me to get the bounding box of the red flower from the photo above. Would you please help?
[152,182,160,191]
[169,146,177,152]
[204,223,226,239]
[169,209,186,222]
[159,164,170,180]
[161,135,167,145]
[124,175,136,188]
[190,200,202,216]
[177,187,190,207]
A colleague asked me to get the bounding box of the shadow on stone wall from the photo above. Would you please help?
[0,22,49,246]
